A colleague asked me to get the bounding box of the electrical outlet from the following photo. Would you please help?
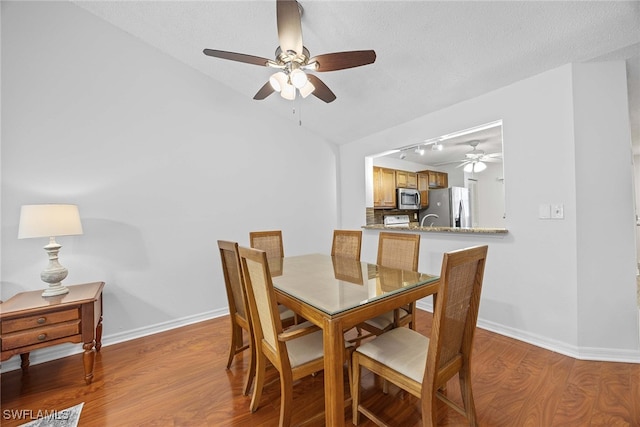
[551,204,564,219]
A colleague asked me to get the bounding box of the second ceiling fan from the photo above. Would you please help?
[203,0,376,103]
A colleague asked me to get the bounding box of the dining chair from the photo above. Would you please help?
[331,229,363,260]
[352,245,488,427]
[217,240,295,396]
[249,230,284,258]
[358,232,421,338]
[238,246,354,427]
[249,229,303,323]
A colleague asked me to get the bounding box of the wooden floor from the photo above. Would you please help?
[1,310,638,426]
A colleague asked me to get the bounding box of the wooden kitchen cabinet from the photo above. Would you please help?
[395,170,417,189]
[373,167,396,208]
[420,170,448,189]
[417,173,429,208]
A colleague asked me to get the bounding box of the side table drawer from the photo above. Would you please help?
[2,320,81,351]
[1,308,80,334]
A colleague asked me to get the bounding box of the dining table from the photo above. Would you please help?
[269,253,440,426]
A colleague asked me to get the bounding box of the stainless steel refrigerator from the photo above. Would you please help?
[420,187,472,228]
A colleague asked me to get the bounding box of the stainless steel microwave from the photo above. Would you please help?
[397,188,421,210]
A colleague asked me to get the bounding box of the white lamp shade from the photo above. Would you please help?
[18,204,83,239]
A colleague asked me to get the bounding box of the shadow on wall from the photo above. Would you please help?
[74,218,149,270]
[0,218,148,299]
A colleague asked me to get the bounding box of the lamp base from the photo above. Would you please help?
[40,238,70,297]
[42,283,70,297]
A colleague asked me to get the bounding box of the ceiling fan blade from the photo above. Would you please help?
[277,0,303,55]
[253,81,275,100]
[307,74,336,103]
[456,161,472,168]
[434,159,467,166]
[203,49,271,67]
[310,50,377,72]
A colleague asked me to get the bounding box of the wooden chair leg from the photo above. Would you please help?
[459,364,478,427]
[226,323,238,369]
[346,355,353,398]
[279,370,294,427]
[242,339,256,396]
[352,353,361,425]
[250,354,266,413]
[422,386,438,427]
[409,302,417,330]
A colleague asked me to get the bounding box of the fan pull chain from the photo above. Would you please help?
[292,97,302,126]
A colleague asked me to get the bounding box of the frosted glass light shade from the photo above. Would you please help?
[269,72,287,92]
[280,83,296,100]
[464,161,487,173]
[290,69,308,89]
[18,204,83,239]
[299,80,315,98]
[474,161,487,172]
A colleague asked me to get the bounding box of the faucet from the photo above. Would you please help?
[421,214,439,227]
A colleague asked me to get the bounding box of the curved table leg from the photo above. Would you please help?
[20,353,30,372]
[95,314,103,352]
[83,341,96,385]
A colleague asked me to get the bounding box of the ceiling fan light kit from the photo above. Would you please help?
[203,0,376,103]
[464,161,487,173]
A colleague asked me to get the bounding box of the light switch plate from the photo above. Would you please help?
[551,204,564,219]
[538,204,551,219]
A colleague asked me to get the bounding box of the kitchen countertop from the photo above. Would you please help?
[362,224,508,234]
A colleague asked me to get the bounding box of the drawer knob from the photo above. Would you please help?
[37,334,47,341]
[37,317,46,324]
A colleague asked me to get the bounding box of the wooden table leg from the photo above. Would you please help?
[83,341,96,385]
[95,314,103,352]
[323,318,345,426]
[20,353,30,372]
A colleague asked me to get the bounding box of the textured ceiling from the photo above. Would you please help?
[73,0,640,150]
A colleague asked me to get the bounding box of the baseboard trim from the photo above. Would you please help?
[1,308,229,373]
[3,303,639,373]
[415,300,640,363]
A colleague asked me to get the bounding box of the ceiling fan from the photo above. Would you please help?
[438,140,502,173]
[203,0,376,103]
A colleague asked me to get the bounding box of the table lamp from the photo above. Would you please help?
[18,204,84,297]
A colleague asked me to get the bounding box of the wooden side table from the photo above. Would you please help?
[0,282,104,384]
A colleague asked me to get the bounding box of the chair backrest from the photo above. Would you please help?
[217,240,249,323]
[249,230,284,258]
[425,245,488,389]
[376,232,420,272]
[331,230,363,260]
[239,246,285,363]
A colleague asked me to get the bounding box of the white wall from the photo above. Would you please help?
[572,62,638,352]
[1,2,338,369]
[635,155,640,266]
[340,63,640,361]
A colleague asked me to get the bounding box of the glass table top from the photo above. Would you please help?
[269,254,439,316]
